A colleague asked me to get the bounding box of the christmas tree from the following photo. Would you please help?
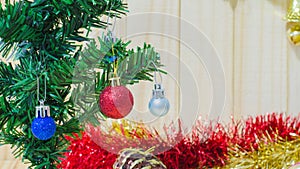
[0,0,162,168]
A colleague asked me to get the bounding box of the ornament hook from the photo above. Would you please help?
[37,73,47,103]
[36,74,50,118]
[148,61,163,84]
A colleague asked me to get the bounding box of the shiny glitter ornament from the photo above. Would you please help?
[99,76,134,119]
[286,0,300,45]
[113,148,167,169]
[287,22,300,46]
[31,102,56,140]
[148,84,170,117]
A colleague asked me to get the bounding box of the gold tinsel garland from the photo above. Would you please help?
[220,136,300,169]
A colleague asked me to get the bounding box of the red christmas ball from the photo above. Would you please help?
[99,85,134,119]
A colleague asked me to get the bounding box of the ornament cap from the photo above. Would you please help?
[109,76,121,87]
[152,84,165,98]
[35,101,51,118]
[286,0,300,22]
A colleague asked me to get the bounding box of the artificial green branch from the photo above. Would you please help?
[0,0,127,168]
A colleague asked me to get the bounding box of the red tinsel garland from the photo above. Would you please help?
[236,113,300,151]
[157,123,229,169]
[59,113,300,169]
[57,132,117,169]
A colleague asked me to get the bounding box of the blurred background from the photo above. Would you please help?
[1,0,299,168]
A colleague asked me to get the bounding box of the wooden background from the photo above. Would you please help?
[1,0,300,168]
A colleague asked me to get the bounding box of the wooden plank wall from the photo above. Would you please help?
[234,0,289,117]
[1,0,299,168]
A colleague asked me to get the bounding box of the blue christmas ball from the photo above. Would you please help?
[148,97,170,117]
[31,117,56,140]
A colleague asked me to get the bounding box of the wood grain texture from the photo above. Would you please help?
[287,0,300,115]
[118,0,181,128]
[0,145,29,169]
[180,0,233,124]
[233,0,288,117]
[288,38,300,115]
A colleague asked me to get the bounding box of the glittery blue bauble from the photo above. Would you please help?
[148,97,170,117]
[31,117,56,140]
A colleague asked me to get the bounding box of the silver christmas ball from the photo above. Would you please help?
[148,84,170,117]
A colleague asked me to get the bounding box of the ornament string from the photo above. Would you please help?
[111,16,117,34]
[105,3,118,77]
[105,2,117,42]
[112,44,118,76]
[148,61,162,84]
[37,74,47,105]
